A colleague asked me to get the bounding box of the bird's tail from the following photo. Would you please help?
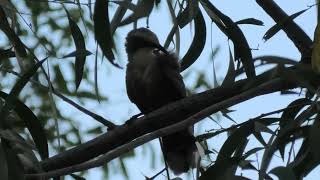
[161,127,197,175]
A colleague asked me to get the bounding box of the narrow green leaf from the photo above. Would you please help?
[176,0,199,28]
[119,0,155,26]
[64,7,91,90]
[309,117,320,161]
[70,174,86,180]
[110,0,133,34]
[0,58,47,127]
[0,6,27,57]
[199,157,241,180]
[221,44,235,86]
[263,8,309,41]
[53,65,70,94]
[94,0,121,68]
[94,43,101,102]
[180,10,206,72]
[200,0,255,78]
[0,91,49,160]
[235,18,264,26]
[270,166,296,180]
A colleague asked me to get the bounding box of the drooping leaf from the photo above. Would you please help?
[235,18,264,26]
[243,147,264,159]
[94,0,120,67]
[200,0,255,78]
[221,44,235,86]
[70,174,86,180]
[263,8,309,42]
[199,157,241,180]
[53,65,70,94]
[118,0,155,26]
[235,56,298,76]
[110,0,133,34]
[0,58,47,126]
[0,6,26,57]
[269,166,296,180]
[309,117,320,161]
[176,0,199,28]
[94,44,101,102]
[0,91,49,160]
[180,10,206,72]
[311,23,320,73]
[280,98,311,130]
[64,7,92,90]
[217,118,278,163]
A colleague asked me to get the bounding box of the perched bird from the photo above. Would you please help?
[125,28,196,174]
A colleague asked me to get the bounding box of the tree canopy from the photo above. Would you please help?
[0,0,319,180]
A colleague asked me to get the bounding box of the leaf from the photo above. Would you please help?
[111,0,137,11]
[312,23,320,73]
[110,0,132,34]
[119,0,155,26]
[62,50,92,59]
[70,174,86,180]
[221,44,235,86]
[199,157,241,180]
[263,8,309,42]
[280,98,311,130]
[254,56,298,65]
[217,118,278,163]
[64,7,91,90]
[0,58,47,125]
[94,44,101,102]
[309,117,320,161]
[269,166,296,180]
[0,91,49,160]
[176,0,199,28]
[180,10,206,72]
[200,0,255,78]
[243,147,264,159]
[254,121,274,135]
[235,18,264,26]
[0,48,15,60]
[94,0,120,68]
[0,6,26,57]
[53,65,70,94]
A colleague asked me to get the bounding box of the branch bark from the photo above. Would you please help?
[39,64,319,173]
[255,0,313,62]
[27,78,285,178]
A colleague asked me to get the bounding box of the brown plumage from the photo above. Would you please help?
[125,28,196,174]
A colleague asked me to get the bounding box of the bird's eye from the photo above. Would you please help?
[152,49,161,55]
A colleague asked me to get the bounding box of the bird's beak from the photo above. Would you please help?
[141,39,168,54]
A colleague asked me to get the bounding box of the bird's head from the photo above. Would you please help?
[125,28,168,56]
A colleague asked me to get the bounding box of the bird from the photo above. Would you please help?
[125,27,197,175]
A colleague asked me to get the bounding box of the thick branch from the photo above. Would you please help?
[27,78,283,178]
[256,0,313,62]
[40,64,319,172]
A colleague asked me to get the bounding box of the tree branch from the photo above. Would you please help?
[255,0,313,62]
[39,64,319,172]
[27,78,285,178]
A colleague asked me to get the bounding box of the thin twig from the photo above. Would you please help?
[0,68,117,128]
